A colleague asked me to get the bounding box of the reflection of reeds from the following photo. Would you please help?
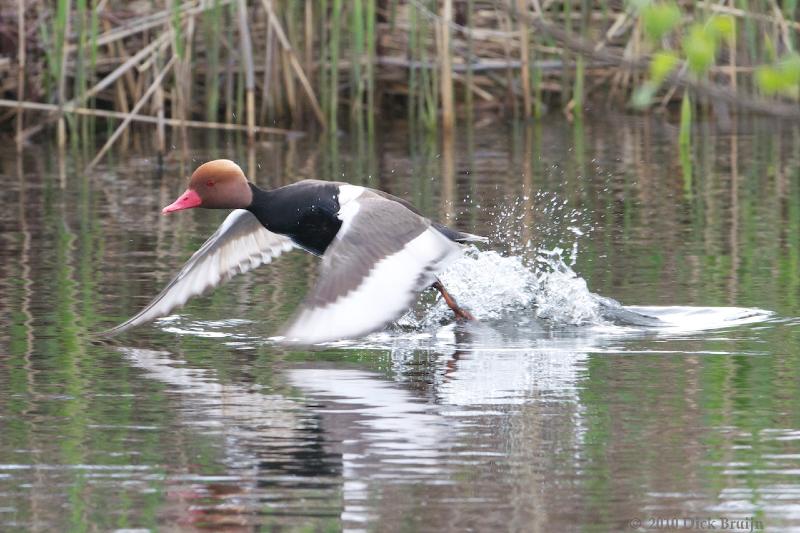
[4,0,800,147]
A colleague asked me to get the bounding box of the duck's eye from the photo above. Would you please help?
[206,180,215,187]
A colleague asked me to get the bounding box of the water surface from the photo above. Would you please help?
[2,115,800,531]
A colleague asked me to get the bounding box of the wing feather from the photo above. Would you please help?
[104,209,294,336]
[282,195,462,344]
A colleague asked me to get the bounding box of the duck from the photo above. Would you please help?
[106,159,485,344]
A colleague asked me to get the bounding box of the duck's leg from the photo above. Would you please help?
[432,279,476,322]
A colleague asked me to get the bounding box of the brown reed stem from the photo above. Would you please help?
[67,0,233,53]
[517,0,532,117]
[0,99,301,135]
[87,54,177,170]
[438,0,454,135]
[236,0,256,141]
[16,0,25,150]
[260,20,275,123]
[154,59,166,156]
[304,0,314,89]
[17,32,171,144]
[261,0,326,128]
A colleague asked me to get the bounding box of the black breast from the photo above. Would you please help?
[248,181,342,256]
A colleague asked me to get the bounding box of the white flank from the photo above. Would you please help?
[283,228,462,344]
[106,209,295,335]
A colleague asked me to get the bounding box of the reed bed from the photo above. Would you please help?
[1,0,799,155]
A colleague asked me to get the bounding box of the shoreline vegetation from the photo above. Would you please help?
[1,0,799,162]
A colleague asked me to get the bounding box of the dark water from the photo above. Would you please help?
[2,115,800,532]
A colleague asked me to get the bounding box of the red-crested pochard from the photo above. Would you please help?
[106,159,484,344]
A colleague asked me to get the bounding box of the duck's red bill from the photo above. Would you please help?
[163,189,202,213]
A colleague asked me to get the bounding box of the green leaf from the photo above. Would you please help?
[757,53,800,96]
[705,15,735,42]
[642,2,682,42]
[756,66,784,94]
[683,24,716,74]
[779,53,800,85]
[650,51,680,84]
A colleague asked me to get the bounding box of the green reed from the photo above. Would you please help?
[170,0,184,60]
[43,0,70,103]
[679,92,693,198]
[365,0,376,133]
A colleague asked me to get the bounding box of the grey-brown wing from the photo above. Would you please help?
[282,195,462,344]
[104,209,295,336]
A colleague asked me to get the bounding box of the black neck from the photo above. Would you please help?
[246,183,276,229]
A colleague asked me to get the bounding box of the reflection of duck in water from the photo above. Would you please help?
[106,159,485,344]
[119,347,342,529]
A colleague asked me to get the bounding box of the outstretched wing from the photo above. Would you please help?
[282,194,462,344]
[104,209,295,336]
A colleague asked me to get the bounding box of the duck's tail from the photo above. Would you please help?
[432,223,489,244]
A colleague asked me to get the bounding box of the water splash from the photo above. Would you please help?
[395,247,600,332]
[400,189,773,335]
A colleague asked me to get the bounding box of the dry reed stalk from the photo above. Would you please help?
[261,0,326,127]
[19,31,171,144]
[329,0,342,130]
[304,0,313,89]
[16,0,25,149]
[7,0,800,139]
[438,0,455,134]
[693,0,800,31]
[658,64,687,111]
[236,0,256,141]
[453,72,494,101]
[104,19,131,148]
[87,54,177,170]
[494,3,518,111]
[594,10,629,52]
[154,60,166,155]
[224,5,234,124]
[101,19,131,117]
[110,23,141,103]
[769,0,792,52]
[440,124,455,221]
[180,9,197,152]
[68,0,233,53]
[516,0,531,117]
[185,11,198,115]
[260,21,275,122]
[282,50,299,124]
[0,99,301,134]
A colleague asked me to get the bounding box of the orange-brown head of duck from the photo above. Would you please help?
[162,159,254,213]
